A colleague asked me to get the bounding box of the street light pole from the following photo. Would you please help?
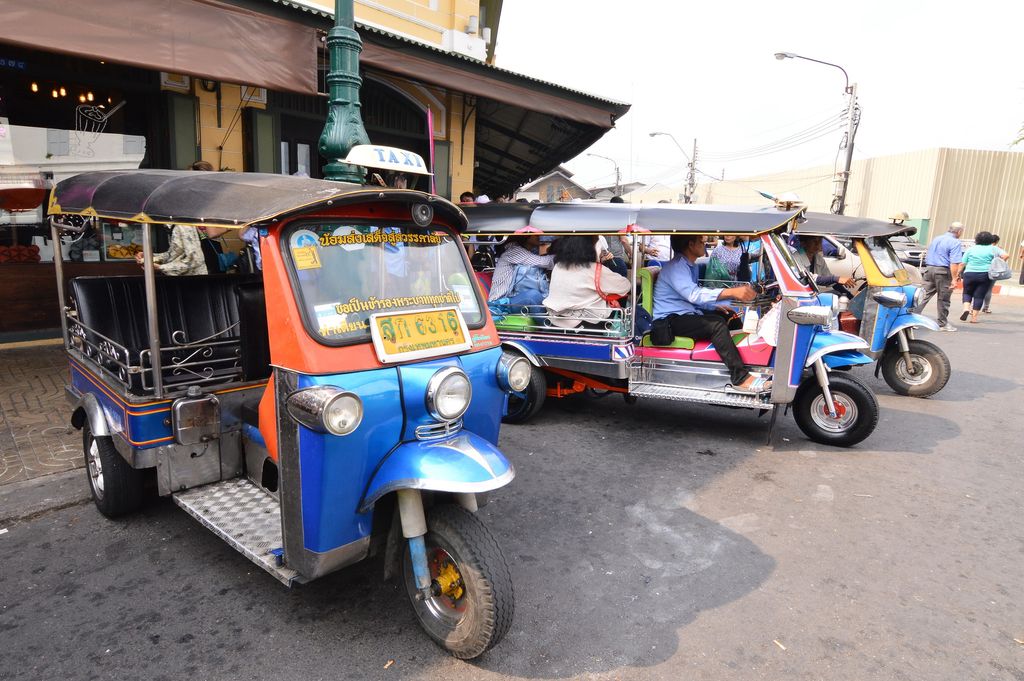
[774,52,859,214]
[586,152,621,197]
[319,0,371,182]
[649,131,696,203]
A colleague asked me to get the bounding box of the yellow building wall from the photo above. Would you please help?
[304,0,483,44]
[174,2,485,197]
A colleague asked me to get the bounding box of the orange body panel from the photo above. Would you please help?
[258,375,278,462]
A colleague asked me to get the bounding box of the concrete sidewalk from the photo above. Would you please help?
[0,344,82,486]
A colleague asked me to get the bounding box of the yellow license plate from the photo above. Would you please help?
[370,306,472,363]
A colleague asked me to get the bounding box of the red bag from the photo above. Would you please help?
[594,264,621,308]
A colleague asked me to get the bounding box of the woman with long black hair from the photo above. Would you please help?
[542,235,630,329]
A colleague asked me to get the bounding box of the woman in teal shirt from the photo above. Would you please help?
[959,231,1009,323]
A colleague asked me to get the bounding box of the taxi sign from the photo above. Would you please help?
[342,145,433,175]
[369,306,471,364]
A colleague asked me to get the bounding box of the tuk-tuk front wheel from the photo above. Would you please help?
[880,339,950,398]
[83,423,144,518]
[403,504,514,659]
[793,373,879,447]
[503,364,546,424]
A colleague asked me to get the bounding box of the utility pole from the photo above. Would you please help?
[834,83,859,215]
[774,52,859,215]
[683,138,697,204]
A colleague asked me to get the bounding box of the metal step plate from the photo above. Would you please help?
[630,381,773,410]
[173,478,301,586]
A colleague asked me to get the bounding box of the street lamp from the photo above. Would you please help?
[586,152,621,198]
[649,131,696,203]
[775,51,859,214]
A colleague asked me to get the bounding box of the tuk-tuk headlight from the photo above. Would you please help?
[497,352,531,393]
[873,291,907,308]
[912,286,924,309]
[286,386,363,436]
[426,367,472,422]
[787,305,832,326]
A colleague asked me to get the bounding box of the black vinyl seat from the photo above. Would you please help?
[69,274,267,394]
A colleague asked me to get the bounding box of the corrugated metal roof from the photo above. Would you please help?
[263,0,627,107]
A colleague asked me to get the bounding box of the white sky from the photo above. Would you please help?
[494,0,1024,195]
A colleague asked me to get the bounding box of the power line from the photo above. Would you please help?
[700,112,845,161]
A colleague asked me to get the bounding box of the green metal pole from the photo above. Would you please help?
[319,0,370,182]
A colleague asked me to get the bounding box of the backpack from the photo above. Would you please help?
[508,264,550,299]
[988,255,1011,281]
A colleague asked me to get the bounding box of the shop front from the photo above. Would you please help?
[0,0,629,341]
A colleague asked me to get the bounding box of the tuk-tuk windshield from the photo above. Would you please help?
[864,236,904,278]
[285,222,484,344]
[768,232,810,285]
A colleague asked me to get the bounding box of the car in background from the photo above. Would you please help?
[825,234,922,285]
[890,234,927,268]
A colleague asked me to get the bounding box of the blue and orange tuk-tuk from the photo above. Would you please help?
[48,166,530,658]
[463,202,881,447]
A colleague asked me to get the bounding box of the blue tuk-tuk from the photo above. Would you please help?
[49,166,531,658]
[463,202,881,447]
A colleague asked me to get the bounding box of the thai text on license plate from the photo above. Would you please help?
[370,306,472,363]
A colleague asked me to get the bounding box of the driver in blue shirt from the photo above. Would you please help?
[653,235,764,392]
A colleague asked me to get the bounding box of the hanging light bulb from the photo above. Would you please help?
[79,94,86,103]
[52,89,59,98]
[86,92,94,102]
[30,82,39,93]
[59,87,66,97]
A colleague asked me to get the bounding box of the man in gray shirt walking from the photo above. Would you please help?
[914,221,965,331]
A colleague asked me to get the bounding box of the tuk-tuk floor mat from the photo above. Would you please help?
[173,478,301,586]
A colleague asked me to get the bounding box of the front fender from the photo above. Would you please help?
[359,431,515,512]
[886,311,939,338]
[822,349,874,369]
[805,330,870,367]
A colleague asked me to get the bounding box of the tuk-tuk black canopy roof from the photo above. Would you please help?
[795,212,918,239]
[462,202,802,235]
[48,170,467,230]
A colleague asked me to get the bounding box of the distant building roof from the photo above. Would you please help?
[519,169,592,197]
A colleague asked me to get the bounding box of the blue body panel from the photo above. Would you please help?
[868,285,920,352]
[296,368,404,553]
[69,357,174,448]
[360,432,514,512]
[397,347,504,446]
[293,346,509,555]
[511,337,613,362]
[785,320,818,387]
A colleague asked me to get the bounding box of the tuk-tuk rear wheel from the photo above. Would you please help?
[793,373,879,447]
[403,504,514,659]
[83,423,145,518]
[880,339,950,398]
[503,365,546,424]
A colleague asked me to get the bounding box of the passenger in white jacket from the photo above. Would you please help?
[543,236,631,328]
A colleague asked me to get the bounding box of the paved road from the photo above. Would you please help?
[2,300,1022,680]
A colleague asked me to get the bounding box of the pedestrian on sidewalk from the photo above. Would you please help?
[982,234,1002,313]
[960,231,1008,324]
[914,221,964,331]
[1019,237,1024,286]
